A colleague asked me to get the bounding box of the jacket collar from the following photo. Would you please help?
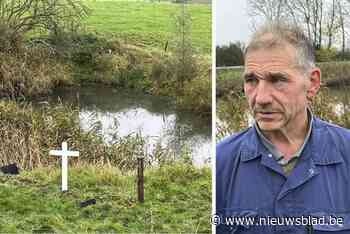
[239,117,344,165]
[239,126,266,162]
[307,117,344,165]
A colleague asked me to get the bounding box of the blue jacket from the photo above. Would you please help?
[216,117,350,234]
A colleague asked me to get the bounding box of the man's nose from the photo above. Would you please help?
[254,80,273,106]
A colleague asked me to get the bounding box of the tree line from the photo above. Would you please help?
[248,0,350,56]
[216,42,244,67]
[217,0,350,67]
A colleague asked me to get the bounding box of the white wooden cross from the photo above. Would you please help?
[49,142,79,192]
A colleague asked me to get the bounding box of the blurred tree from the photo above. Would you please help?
[216,42,245,67]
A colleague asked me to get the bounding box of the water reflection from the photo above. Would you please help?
[327,88,350,116]
[38,86,211,166]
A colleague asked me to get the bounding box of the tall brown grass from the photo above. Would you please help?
[0,47,72,99]
[0,101,183,171]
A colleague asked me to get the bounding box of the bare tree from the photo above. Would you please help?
[172,1,196,94]
[249,0,350,50]
[338,0,350,55]
[285,0,312,38]
[325,0,336,49]
[288,0,324,49]
[0,0,89,50]
[247,0,288,22]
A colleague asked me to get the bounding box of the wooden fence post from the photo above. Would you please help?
[137,157,144,203]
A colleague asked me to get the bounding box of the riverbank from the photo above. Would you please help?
[0,1,211,117]
[1,100,204,169]
[0,164,211,233]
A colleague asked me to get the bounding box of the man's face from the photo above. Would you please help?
[243,44,317,132]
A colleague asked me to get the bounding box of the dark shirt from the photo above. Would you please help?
[254,109,313,175]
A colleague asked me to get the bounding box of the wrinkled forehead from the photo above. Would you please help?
[245,32,298,54]
[244,44,299,74]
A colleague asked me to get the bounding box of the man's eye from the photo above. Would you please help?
[245,77,258,83]
[271,76,287,83]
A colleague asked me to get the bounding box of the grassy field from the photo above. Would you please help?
[84,1,212,54]
[0,164,211,233]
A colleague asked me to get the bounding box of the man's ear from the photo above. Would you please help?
[307,68,321,100]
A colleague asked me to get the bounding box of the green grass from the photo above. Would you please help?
[0,164,211,233]
[216,69,243,81]
[83,1,211,54]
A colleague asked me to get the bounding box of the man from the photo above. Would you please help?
[216,23,350,233]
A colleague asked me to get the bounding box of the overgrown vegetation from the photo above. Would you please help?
[0,164,211,233]
[0,0,89,53]
[0,46,72,99]
[0,100,198,170]
[0,0,211,116]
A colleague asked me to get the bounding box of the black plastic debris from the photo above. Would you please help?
[0,163,19,175]
[80,199,96,208]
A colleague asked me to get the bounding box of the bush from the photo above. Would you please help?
[216,42,245,66]
[216,94,249,140]
[177,59,211,115]
[0,0,89,52]
[216,69,244,97]
[336,50,350,61]
[315,48,337,62]
[0,48,72,99]
[150,54,177,95]
[0,23,23,53]
[318,62,350,87]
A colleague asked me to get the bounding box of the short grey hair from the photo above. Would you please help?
[245,22,316,73]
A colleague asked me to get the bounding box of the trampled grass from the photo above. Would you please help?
[0,164,211,233]
[83,1,211,54]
